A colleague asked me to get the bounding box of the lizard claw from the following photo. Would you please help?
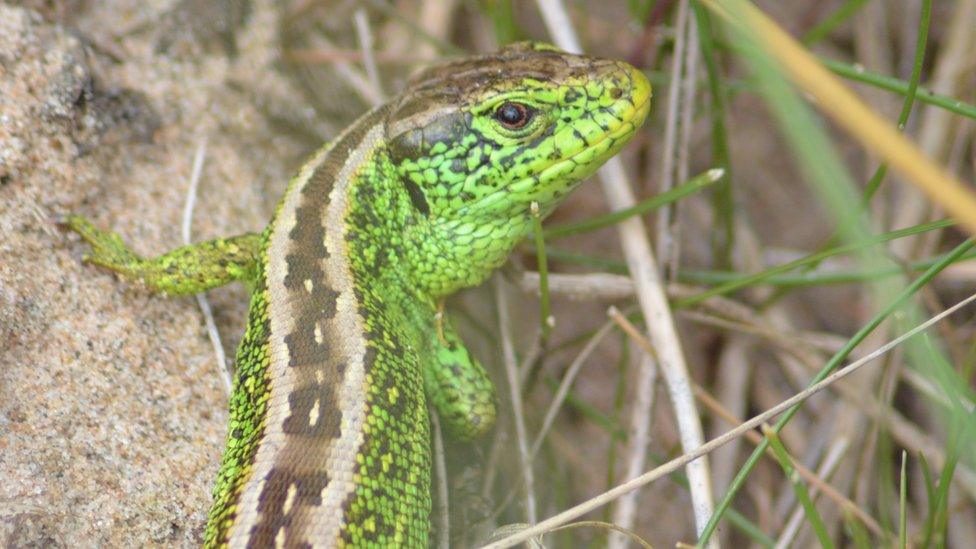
[62,214,142,272]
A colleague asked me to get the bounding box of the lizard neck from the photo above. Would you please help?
[404,210,534,298]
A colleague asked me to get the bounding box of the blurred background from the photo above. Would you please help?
[2,0,975,547]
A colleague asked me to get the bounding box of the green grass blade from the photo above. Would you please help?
[546,226,975,292]
[802,0,870,45]
[844,511,874,549]
[932,432,961,548]
[677,248,976,288]
[762,425,835,549]
[481,0,522,44]
[918,453,937,548]
[862,0,932,202]
[692,2,735,268]
[823,59,976,121]
[674,219,955,308]
[696,238,975,546]
[543,169,722,240]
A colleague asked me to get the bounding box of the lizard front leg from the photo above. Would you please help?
[423,312,497,441]
[64,214,262,294]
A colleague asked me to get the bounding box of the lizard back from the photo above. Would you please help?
[206,104,431,547]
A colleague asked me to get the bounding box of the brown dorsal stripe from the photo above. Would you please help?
[228,106,392,547]
[281,382,342,437]
[247,467,330,548]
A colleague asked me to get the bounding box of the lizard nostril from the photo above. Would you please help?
[609,87,623,99]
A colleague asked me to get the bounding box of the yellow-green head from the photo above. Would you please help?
[387,42,651,296]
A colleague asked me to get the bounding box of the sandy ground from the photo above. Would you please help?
[0,2,312,545]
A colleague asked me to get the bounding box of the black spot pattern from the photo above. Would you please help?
[282,383,342,438]
[247,467,330,548]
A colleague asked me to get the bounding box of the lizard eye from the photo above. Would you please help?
[493,102,533,129]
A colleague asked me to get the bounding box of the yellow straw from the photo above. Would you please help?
[701,0,976,235]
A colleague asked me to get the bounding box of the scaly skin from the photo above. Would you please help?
[65,42,651,547]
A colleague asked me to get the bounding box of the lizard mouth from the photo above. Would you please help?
[548,92,649,169]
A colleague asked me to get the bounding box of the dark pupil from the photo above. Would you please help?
[496,103,528,128]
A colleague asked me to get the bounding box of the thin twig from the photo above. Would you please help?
[495,275,537,523]
[656,0,691,275]
[480,428,507,504]
[481,291,976,548]
[608,352,659,549]
[353,8,383,98]
[306,34,383,106]
[431,411,450,549]
[710,337,751,496]
[491,320,616,526]
[529,320,617,459]
[181,140,231,394]
[485,316,612,525]
[697,391,881,537]
[607,161,717,539]
[531,202,556,348]
[517,271,634,301]
[668,10,700,280]
[614,312,885,536]
[517,330,544,387]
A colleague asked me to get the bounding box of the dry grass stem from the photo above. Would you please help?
[517,330,544,387]
[431,412,450,549]
[600,150,717,544]
[535,1,717,537]
[702,0,976,235]
[482,291,976,549]
[353,8,382,98]
[655,0,691,276]
[307,34,384,106]
[617,311,884,536]
[710,338,751,496]
[529,320,616,459]
[608,352,659,549]
[495,275,538,523]
[517,271,634,301]
[181,139,231,394]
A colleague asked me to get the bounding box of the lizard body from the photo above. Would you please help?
[66,42,650,548]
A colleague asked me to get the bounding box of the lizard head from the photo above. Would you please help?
[386,42,651,295]
[387,42,650,221]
